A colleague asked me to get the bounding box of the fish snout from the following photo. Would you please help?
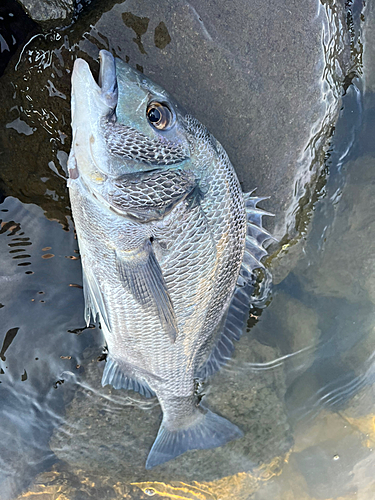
[70,53,120,182]
[71,52,118,125]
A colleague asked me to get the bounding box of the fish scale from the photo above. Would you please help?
[68,50,273,469]
[83,192,216,384]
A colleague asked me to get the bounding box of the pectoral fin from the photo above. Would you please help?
[116,241,178,342]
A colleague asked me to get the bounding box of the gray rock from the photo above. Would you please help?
[78,0,349,241]
[0,0,351,243]
[299,155,375,305]
[16,0,75,25]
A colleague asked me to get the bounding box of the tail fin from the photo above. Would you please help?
[145,407,242,469]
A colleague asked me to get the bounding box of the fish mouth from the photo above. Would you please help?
[70,51,121,182]
[71,50,118,123]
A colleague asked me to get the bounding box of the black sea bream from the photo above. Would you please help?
[68,50,273,468]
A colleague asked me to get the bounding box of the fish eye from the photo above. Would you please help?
[146,102,173,130]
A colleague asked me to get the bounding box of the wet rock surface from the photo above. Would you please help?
[0,0,351,240]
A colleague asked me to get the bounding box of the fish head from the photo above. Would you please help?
[70,50,194,188]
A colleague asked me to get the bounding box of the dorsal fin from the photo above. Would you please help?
[240,190,276,275]
[196,191,274,380]
[196,280,255,380]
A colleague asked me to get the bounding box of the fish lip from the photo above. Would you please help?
[71,51,118,124]
[98,50,118,110]
[70,52,120,184]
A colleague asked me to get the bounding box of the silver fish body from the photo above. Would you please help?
[68,50,272,468]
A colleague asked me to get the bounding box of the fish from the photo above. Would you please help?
[67,49,273,469]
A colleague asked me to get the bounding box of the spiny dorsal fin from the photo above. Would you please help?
[196,190,275,380]
[241,191,277,275]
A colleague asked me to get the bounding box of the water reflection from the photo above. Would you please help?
[0,197,97,498]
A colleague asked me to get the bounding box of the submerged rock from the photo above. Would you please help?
[49,337,292,482]
[254,409,375,500]
[299,155,375,305]
[254,291,321,384]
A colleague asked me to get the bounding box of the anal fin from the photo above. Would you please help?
[116,240,178,342]
[102,357,155,398]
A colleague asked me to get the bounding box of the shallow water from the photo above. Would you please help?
[0,0,375,498]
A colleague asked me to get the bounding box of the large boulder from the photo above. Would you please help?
[0,0,351,241]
